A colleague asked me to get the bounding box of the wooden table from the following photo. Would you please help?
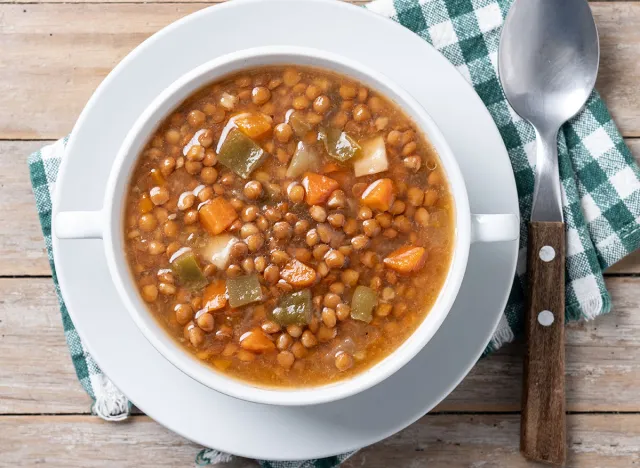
[1,1,640,466]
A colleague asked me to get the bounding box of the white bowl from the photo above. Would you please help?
[54,46,518,406]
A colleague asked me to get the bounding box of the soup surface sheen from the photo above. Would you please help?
[124,66,454,387]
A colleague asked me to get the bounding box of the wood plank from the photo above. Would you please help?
[607,140,640,273]
[0,278,92,413]
[0,414,639,467]
[0,140,52,276]
[2,276,640,414]
[344,414,640,468]
[594,1,640,137]
[0,3,639,139]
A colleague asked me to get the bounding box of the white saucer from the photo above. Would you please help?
[53,0,519,460]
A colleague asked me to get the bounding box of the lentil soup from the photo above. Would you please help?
[124,66,454,387]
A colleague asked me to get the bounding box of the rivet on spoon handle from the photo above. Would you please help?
[521,221,566,465]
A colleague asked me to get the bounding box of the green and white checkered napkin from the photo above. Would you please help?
[28,0,640,465]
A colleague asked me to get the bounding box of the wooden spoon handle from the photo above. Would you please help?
[521,221,566,466]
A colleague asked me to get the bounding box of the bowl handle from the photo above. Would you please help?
[471,214,519,243]
[54,210,104,239]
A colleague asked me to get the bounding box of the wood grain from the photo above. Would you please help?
[0,140,53,276]
[1,414,639,467]
[0,3,638,139]
[2,276,640,414]
[521,222,566,465]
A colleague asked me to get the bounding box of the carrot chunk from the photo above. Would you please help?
[234,113,272,139]
[150,168,165,186]
[199,197,238,235]
[301,172,339,205]
[361,178,395,211]
[321,162,341,174]
[239,328,276,353]
[280,259,317,287]
[138,193,154,214]
[203,279,227,311]
[383,246,427,274]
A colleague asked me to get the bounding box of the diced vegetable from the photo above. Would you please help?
[383,246,427,274]
[353,135,389,177]
[226,274,263,308]
[199,198,238,235]
[170,248,208,290]
[288,111,313,138]
[350,286,377,323]
[301,172,339,205]
[217,127,266,178]
[269,289,313,326]
[200,233,239,269]
[150,168,165,186]
[239,328,276,353]
[213,359,233,371]
[234,113,272,139]
[286,142,321,178]
[138,193,154,214]
[203,279,227,311]
[361,178,395,211]
[280,260,317,288]
[321,162,341,174]
[320,128,361,162]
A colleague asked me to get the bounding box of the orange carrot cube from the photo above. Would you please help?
[383,246,427,274]
[199,197,238,235]
[280,259,317,287]
[361,178,395,211]
[301,172,339,205]
[203,279,227,311]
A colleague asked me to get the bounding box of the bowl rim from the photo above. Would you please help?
[102,45,471,406]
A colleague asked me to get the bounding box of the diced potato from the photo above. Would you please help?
[200,234,239,269]
[353,135,389,177]
[286,142,321,178]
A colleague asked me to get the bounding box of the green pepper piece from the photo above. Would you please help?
[320,127,361,162]
[170,248,208,290]
[289,111,313,138]
[217,128,266,179]
[350,286,377,323]
[226,274,263,308]
[269,289,313,326]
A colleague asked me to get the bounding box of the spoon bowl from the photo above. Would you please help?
[499,0,599,133]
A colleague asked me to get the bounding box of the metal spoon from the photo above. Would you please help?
[498,0,599,465]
